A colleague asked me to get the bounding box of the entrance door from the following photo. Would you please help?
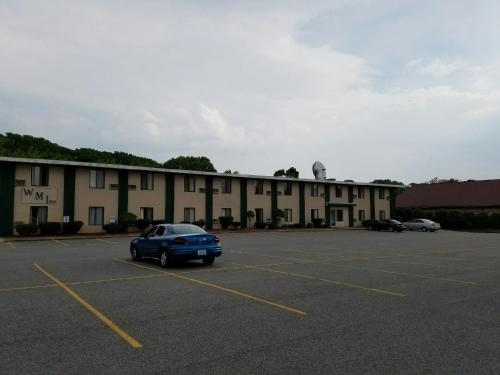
[330,208,336,226]
[30,206,48,224]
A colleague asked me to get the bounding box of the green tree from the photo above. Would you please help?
[371,179,405,185]
[273,169,285,177]
[273,167,299,178]
[163,156,216,172]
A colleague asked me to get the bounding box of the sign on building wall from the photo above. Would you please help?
[20,187,58,205]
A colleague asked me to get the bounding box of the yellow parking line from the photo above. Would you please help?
[377,258,500,275]
[223,261,407,298]
[67,274,162,286]
[0,284,57,292]
[53,239,69,247]
[34,263,143,349]
[7,242,16,249]
[114,258,307,316]
[96,238,118,244]
[241,251,475,285]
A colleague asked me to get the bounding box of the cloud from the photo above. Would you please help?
[1,1,500,183]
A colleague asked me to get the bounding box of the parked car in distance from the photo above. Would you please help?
[363,219,405,232]
[403,219,441,232]
[130,224,222,266]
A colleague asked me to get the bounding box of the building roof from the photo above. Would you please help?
[0,156,402,188]
[396,179,500,208]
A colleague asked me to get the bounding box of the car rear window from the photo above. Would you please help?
[170,224,207,234]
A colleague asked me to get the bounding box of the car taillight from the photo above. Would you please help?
[174,237,188,244]
[213,236,220,243]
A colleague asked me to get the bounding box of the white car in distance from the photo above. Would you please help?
[403,219,441,232]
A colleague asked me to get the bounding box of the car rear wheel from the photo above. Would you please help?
[421,227,428,232]
[202,256,215,265]
[160,250,169,268]
[131,246,141,261]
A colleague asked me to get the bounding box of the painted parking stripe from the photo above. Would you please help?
[53,239,69,247]
[34,263,143,349]
[114,258,307,316]
[223,261,407,298]
[7,242,16,249]
[241,251,476,285]
[96,238,118,244]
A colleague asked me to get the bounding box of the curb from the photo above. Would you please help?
[1,227,366,242]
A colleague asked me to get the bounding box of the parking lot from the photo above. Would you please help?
[1,230,500,374]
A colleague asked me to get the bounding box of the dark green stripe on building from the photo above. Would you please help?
[299,182,305,226]
[118,170,128,216]
[271,181,278,223]
[348,185,354,227]
[324,184,331,226]
[205,176,213,229]
[63,166,76,221]
[240,179,247,228]
[0,162,15,236]
[165,173,175,223]
[370,186,375,220]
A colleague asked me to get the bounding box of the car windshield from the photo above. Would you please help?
[170,224,207,234]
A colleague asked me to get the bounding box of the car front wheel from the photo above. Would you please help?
[160,250,169,268]
[131,246,141,261]
[421,227,428,232]
[203,256,215,265]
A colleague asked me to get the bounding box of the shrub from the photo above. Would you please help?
[255,222,266,229]
[39,222,62,235]
[152,219,166,226]
[268,222,278,229]
[134,219,150,231]
[62,221,83,235]
[311,218,323,228]
[103,223,124,234]
[321,224,330,228]
[272,209,284,223]
[180,221,191,224]
[15,223,37,237]
[306,222,313,228]
[291,223,305,228]
[219,216,234,229]
[193,219,206,228]
[118,212,137,227]
[231,221,241,228]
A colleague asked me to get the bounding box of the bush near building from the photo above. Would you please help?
[218,216,234,229]
[62,221,83,234]
[39,222,62,235]
[15,223,38,237]
[395,208,500,230]
[134,219,150,231]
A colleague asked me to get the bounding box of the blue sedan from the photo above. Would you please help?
[130,224,222,266]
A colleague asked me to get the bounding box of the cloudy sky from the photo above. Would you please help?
[1,0,500,183]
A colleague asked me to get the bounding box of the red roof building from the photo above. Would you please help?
[396,180,500,211]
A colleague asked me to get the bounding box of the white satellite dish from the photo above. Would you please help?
[312,161,326,180]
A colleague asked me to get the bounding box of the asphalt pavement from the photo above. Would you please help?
[1,230,499,374]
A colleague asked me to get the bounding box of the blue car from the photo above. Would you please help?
[130,224,222,266]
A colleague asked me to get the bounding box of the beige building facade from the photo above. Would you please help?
[0,157,397,235]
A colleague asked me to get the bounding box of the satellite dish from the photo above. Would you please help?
[312,161,326,180]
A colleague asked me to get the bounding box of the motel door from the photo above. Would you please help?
[330,208,336,226]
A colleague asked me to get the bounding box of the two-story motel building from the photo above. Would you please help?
[0,157,400,236]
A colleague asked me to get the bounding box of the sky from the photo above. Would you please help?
[1,0,500,184]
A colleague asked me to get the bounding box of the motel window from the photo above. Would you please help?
[184,176,195,192]
[221,208,232,217]
[336,210,344,222]
[358,210,365,222]
[284,209,292,222]
[357,187,365,199]
[335,185,342,198]
[30,206,48,225]
[379,188,385,199]
[184,207,195,223]
[140,207,154,221]
[255,180,264,195]
[255,208,264,223]
[31,166,49,187]
[311,209,319,220]
[311,183,319,197]
[89,169,105,189]
[221,178,232,194]
[89,207,104,226]
[140,172,154,190]
[379,210,386,220]
[284,181,292,196]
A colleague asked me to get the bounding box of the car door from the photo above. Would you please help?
[407,219,417,230]
[149,226,166,258]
